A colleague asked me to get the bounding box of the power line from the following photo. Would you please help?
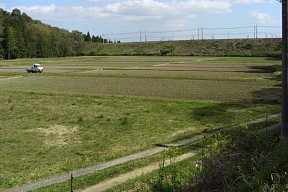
[147,28,198,34]
[100,25,281,42]
[258,25,282,28]
[106,31,139,36]
[204,26,254,30]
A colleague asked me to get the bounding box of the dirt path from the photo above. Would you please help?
[81,152,197,192]
[0,76,23,81]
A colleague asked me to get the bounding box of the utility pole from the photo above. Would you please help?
[201,27,204,40]
[254,25,258,39]
[282,0,288,138]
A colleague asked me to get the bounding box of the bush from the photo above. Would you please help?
[187,128,288,192]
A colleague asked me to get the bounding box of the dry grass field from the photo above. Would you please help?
[0,56,282,191]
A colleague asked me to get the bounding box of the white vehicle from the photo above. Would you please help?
[26,64,43,73]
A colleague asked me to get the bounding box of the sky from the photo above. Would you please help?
[0,0,282,42]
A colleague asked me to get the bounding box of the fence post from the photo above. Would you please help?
[266,115,268,131]
[70,173,73,192]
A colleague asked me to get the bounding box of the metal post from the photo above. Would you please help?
[70,173,73,192]
[282,0,288,138]
[266,115,268,131]
[201,27,204,40]
[256,25,258,39]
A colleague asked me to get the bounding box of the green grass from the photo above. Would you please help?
[0,56,281,82]
[0,57,282,103]
[0,76,280,101]
[0,91,280,190]
[0,56,282,191]
[0,56,281,83]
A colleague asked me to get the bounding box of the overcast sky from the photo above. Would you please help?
[1,0,282,41]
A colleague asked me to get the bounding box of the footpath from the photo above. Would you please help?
[81,152,197,192]
[7,114,280,192]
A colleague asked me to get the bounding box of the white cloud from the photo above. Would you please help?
[0,3,6,9]
[227,0,275,4]
[14,0,231,24]
[16,4,56,16]
[85,0,117,2]
[104,0,231,25]
[234,0,264,3]
[16,4,102,21]
[106,0,166,18]
[178,0,231,14]
[249,11,280,25]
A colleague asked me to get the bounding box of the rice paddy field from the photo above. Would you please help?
[0,56,282,191]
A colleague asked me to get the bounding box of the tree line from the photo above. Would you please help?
[83,31,113,44]
[0,8,109,60]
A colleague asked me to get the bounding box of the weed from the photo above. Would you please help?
[187,128,287,192]
[151,147,185,192]
[97,114,104,119]
[77,116,83,123]
[119,116,129,126]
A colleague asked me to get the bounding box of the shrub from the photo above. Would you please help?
[187,128,288,192]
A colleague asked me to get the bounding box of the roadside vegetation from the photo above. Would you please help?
[106,124,287,192]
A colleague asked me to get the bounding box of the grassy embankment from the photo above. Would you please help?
[86,38,282,57]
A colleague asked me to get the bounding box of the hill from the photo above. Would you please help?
[86,38,282,57]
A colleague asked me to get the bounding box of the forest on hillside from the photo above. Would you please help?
[0,8,107,60]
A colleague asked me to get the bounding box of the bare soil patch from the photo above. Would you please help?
[35,125,79,147]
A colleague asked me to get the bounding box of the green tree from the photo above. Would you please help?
[72,30,85,55]
[0,8,89,59]
[35,28,50,57]
[4,26,17,59]
[14,28,27,58]
[0,9,4,58]
[84,31,91,43]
